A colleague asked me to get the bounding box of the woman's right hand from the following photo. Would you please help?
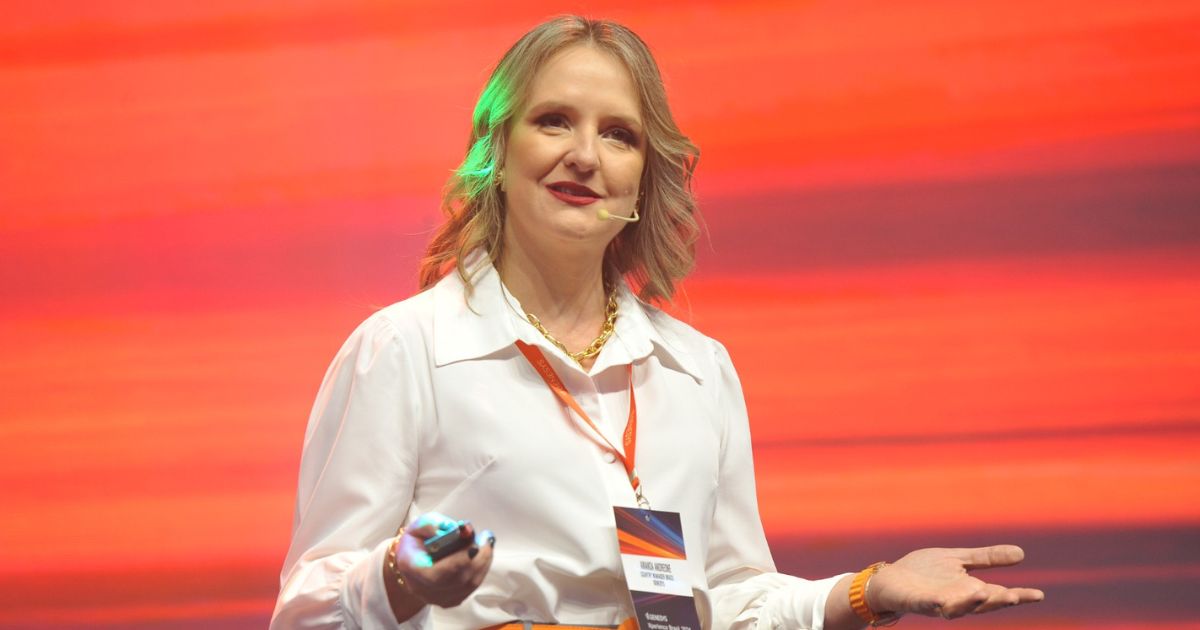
[387,512,495,611]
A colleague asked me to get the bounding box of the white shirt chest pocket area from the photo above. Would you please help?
[417,366,615,516]
[635,390,722,507]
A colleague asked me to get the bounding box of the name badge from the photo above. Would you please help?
[613,507,702,630]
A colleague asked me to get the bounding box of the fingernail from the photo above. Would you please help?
[480,529,496,547]
[468,545,479,559]
[414,552,433,568]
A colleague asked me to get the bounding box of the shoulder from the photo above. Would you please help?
[636,299,735,380]
[333,287,439,362]
[369,287,438,337]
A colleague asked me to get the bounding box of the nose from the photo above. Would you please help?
[563,131,599,173]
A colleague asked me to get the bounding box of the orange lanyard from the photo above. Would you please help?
[515,340,648,508]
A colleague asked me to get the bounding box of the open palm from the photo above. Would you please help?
[869,545,1045,620]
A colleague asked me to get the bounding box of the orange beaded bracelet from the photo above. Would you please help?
[849,562,900,627]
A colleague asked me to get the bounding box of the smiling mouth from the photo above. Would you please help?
[546,182,601,206]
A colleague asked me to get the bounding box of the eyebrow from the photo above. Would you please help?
[527,100,644,132]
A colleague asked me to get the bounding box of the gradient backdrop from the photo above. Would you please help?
[2,1,1199,628]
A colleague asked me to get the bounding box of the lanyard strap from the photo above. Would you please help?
[515,340,647,507]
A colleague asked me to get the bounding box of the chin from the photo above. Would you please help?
[553,219,601,242]
[547,213,615,247]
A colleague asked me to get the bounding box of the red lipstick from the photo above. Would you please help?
[546,181,601,206]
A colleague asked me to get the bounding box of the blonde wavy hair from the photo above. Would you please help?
[418,15,700,304]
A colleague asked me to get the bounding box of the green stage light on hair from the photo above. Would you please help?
[457,77,515,185]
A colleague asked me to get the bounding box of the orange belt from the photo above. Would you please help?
[486,626,613,630]
[485,620,636,630]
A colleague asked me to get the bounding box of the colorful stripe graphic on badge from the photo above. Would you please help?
[615,508,686,559]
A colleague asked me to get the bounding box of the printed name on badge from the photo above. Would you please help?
[613,507,702,630]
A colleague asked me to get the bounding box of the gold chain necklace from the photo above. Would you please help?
[525,289,618,365]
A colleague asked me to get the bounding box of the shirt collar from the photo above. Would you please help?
[432,256,521,367]
[597,285,704,383]
[432,254,704,383]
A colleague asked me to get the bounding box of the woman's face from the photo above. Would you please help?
[501,45,646,256]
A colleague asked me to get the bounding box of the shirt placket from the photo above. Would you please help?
[566,368,636,506]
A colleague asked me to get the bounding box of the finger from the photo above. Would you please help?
[409,512,461,536]
[1011,587,1045,603]
[470,530,495,563]
[973,586,1045,614]
[466,541,494,590]
[430,530,497,594]
[413,557,489,607]
[431,527,493,567]
[950,544,1025,570]
[395,533,435,571]
[406,522,441,538]
[422,540,485,586]
[405,515,468,565]
[968,584,1012,615]
[408,513,453,537]
[465,528,496,559]
[939,587,990,619]
[403,526,494,602]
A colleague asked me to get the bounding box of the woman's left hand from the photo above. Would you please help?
[868,545,1045,619]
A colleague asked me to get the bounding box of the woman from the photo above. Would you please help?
[271,16,1043,630]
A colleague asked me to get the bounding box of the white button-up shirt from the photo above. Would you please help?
[271,258,846,629]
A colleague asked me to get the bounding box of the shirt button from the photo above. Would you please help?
[602,451,616,464]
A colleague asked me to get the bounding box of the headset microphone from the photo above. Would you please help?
[596,207,640,223]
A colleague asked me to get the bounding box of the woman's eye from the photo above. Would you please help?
[536,114,568,128]
[605,127,637,146]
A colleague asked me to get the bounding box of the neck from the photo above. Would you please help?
[497,241,608,330]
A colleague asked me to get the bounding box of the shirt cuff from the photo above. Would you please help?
[807,573,853,630]
[759,572,853,630]
[341,537,432,630]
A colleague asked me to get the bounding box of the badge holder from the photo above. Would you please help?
[613,507,702,630]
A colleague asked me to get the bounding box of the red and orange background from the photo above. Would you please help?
[2,1,1198,628]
